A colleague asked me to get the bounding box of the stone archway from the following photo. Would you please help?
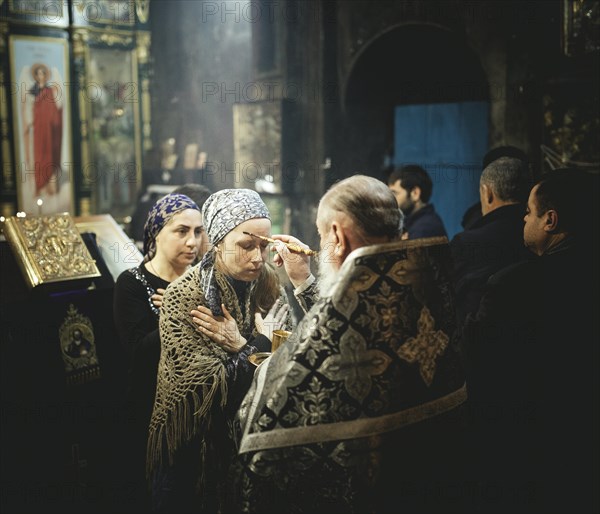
[341,23,489,175]
[337,23,490,236]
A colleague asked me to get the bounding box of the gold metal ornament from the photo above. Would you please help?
[3,213,100,289]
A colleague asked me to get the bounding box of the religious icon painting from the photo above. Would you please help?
[59,304,101,385]
[9,34,74,216]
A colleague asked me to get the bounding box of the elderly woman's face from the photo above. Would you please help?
[216,218,271,281]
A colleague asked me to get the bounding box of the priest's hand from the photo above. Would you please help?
[271,234,312,288]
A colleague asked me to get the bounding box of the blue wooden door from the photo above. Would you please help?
[394,102,489,239]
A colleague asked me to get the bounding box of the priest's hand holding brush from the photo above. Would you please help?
[253,233,315,289]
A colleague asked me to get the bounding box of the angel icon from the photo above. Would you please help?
[20,62,64,198]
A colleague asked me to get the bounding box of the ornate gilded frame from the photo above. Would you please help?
[72,27,146,220]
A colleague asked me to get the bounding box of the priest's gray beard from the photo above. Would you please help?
[316,255,340,299]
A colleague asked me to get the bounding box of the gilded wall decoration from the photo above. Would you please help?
[541,86,600,172]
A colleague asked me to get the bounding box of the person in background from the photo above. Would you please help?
[129,182,212,249]
[387,164,447,239]
[172,183,213,260]
[450,156,533,339]
[460,145,531,230]
[235,175,466,513]
[463,168,599,513]
[113,193,204,513]
[147,188,290,514]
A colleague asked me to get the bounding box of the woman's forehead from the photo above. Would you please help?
[228,218,271,237]
[165,208,202,226]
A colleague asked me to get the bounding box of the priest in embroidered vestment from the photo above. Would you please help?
[236,175,468,513]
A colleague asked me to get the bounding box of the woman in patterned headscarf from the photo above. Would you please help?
[113,192,204,511]
[147,188,290,514]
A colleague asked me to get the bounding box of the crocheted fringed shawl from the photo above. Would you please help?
[146,263,258,479]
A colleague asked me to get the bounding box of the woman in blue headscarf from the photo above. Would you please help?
[113,193,204,511]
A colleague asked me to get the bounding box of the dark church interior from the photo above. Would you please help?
[1,1,598,513]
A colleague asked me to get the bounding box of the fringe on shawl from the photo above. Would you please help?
[145,263,265,482]
[146,354,228,479]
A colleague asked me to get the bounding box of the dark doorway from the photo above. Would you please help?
[341,24,490,237]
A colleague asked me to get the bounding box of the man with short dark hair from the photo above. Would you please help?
[387,165,447,239]
[463,168,599,513]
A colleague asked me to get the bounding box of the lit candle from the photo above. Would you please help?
[37,198,43,215]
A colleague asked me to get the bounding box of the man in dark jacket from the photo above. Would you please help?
[387,165,447,239]
[463,169,599,513]
[460,145,531,229]
[450,156,533,330]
